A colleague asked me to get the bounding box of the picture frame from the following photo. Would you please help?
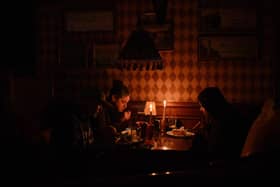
[198,0,257,33]
[93,43,120,68]
[198,35,258,61]
[64,11,114,32]
[198,8,257,33]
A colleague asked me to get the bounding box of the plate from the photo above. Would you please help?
[166,129,195,138]
[131,138,144,143]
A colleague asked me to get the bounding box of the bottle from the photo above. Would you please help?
[141,122,147,139]
[146,121,154,140]
[153,120,160,138]
[160,118,166,134]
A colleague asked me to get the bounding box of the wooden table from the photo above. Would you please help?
[115,129,194,151]
[149,133,194,151]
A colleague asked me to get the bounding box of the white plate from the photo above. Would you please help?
[166,130,195,138]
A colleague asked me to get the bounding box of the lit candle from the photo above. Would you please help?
[163,100,167,108]
[162,100,166,120]
[161,100,167,133]
[149,102,153,123]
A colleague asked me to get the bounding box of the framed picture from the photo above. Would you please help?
[93,43,119,68]
[198,0,257,33]
[65,11,114,32]
[198,8,256,33]
[198,35,258,61]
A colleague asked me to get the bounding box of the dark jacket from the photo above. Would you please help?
[90,99,130,144]
[193,87,250,160]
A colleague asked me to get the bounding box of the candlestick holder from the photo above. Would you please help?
[160,99,167,134]
[160,118,166,135]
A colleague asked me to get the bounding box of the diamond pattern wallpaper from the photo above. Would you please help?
[38,0,275,104]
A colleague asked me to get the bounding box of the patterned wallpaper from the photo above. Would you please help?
[38,0,275,104]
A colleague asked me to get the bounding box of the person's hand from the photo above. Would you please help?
[123,110,131,121]
[93,104,103,118]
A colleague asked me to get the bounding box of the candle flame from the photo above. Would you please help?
[163,100,167,107]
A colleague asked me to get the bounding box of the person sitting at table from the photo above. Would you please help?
[191,86,250,160]
[90,80,132,144]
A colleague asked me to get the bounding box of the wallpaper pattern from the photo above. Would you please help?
[38,0,275,104]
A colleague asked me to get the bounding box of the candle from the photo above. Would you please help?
[149,102,153,124]
[162,100,166,120]
[161,100,167,134]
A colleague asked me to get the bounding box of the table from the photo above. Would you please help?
[115,128,194,152]
[148,133,194,151]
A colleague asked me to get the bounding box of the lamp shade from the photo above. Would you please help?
[119,29,161,60]
[117,29,163,70]
[144,101,157,116]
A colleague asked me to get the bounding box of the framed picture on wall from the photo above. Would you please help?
[198,0,258,33]
[93,43,120,68]
[198,35,258,61]
[65,11,114,32]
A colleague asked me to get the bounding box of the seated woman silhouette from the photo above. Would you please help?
[191,87,250,160]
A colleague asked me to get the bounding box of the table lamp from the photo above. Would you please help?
[144,101,157,123]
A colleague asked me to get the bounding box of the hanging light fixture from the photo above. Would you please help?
[117,0,169,71]
[117,27,163,70]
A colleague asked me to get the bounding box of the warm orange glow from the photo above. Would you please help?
[144,101,157,116]
[163,99,167,107]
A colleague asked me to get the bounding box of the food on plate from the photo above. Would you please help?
[171,128,187,136]
[168,127,195,137]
